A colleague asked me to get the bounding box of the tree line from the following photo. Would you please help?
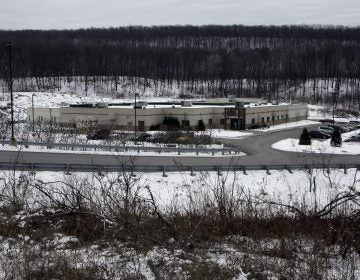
[0,25,360,104]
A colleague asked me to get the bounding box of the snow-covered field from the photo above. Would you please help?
[1,84,360,279]
[272,129,360,155]
[1,88,359,208]
[0,167,358,279]
[20,167,358,214]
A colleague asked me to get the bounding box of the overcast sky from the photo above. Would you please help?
[0,0,359,30]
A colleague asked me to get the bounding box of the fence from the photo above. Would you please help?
[0,162,358,176]
[15,141,241,156]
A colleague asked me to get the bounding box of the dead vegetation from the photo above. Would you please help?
[0,164,359,279]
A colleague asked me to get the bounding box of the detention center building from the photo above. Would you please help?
[27,98,308,131]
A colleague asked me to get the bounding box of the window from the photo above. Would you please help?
[208,118,213,125]
[220,119,225,125]
[277,115,280,120]
[286,114,288,119]
[272,115,275,121]
[252,118,256,124]
[267,116,270,122]
[182,120,190,127]
[261,117,265,123]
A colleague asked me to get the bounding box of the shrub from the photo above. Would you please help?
[248,124,261,129]
[163,117,180,131]
[149,124,161,131]
[331,129,342,147]
[299,128,311,145]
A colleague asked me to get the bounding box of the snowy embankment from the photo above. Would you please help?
[1,89,360,278]
[0,165,359,279]
[272,129,360,155]
[6,167,357,215]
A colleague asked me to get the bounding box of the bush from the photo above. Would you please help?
[331,129,342,147]
[299,128,311,145]
[149,124,161,131]
[163,116,180,131]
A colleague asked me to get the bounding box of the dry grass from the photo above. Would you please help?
[0,168,359,279]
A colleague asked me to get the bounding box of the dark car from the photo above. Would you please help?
[349,120,360,125]
[328,124,350,133]
[344,135,360,142]
[319,118,335,124]
[309,130,331,139]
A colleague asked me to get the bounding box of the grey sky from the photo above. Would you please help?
[0,0,359,30]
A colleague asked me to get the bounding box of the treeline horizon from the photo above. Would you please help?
[0,24,360,103]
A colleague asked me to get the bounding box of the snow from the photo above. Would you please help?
[0,166,357,278]
[205,129,252,139]
[272,129,360,155]
[1,87,360,278]
[254,119,319,132]
[10,167,355,216]
[0,141,244,157]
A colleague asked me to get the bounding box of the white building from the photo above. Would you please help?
[27,99,308,131]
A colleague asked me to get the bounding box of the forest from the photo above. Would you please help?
[0,25,360,106]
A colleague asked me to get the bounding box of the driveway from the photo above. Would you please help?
[0,125,359,168]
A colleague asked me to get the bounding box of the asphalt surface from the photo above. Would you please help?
[0,125,359,167]
[220,125,359,166]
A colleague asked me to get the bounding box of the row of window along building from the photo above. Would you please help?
[27,98,308,131]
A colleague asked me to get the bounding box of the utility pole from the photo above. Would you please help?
[333,78,340,124]
[32,94,35,134]
[134,93,139,139]
[6,42,16,146]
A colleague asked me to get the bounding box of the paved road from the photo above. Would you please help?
[220,125,359,166]
[0,125,359,167]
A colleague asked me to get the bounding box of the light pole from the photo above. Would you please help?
[332,80,340,125]
[332,94,335,125]
[134,93,139,139]
[32,94,35,134]
[6,42,16,146]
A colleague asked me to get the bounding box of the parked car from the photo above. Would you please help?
[317,126,334,135]
[309,130,331,139]
[348,121,360,130]
[347,123,359,130]
[319,118,335,124]
[344,135,360,142]
[327,124,348,133]
[338,122,354,132]
[349,120,360,125]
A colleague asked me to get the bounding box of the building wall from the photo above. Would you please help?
[51,106,226,130]
[27,103,308,131]
[244,104,307,128]
[27,107,61,123]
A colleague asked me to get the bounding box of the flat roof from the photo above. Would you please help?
[42,101,305,110]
